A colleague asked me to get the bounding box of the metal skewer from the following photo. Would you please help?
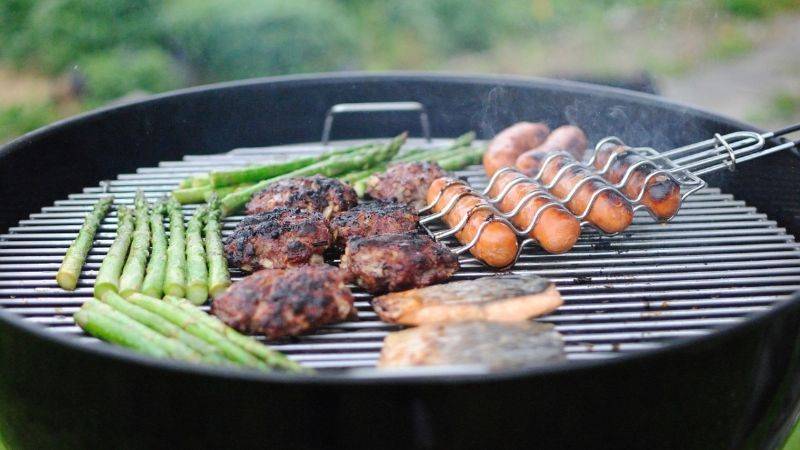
[419,123,800,269]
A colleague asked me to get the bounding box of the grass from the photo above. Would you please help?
[786,424,800,450]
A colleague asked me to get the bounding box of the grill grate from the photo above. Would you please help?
[1,138,800,372]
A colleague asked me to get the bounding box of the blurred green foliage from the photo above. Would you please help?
[161,0,358,82]
[0,0,799,143]
[0,102,58,140]
[79,47,185,106]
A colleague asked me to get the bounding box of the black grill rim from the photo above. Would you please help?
[1,71,799,384]
[2,290,800,385]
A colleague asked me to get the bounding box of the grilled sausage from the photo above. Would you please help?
[516,152,634,234]
[487,171,581,253]
[427,177,518,268]
[516,125,588,167]
[592,142,681,221]
[483,122,550,176]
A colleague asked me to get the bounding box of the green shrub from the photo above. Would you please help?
[0,102,58,143]
[78,47,185,105]
[161,0,359,82]
[4,0,163,73]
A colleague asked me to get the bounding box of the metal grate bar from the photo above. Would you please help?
[1,137,799,373]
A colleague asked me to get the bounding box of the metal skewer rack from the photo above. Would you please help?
[419,123,800,269]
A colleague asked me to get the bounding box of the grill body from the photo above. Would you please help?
[1,73,800,449]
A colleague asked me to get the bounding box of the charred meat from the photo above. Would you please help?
[365,161,447,209]
[330,200,419,249]
[246,175,358,218]
[372,275,562,325]
[340,232,459,295]
[211,265,355,340]
[224,207,331,271]
[379,321,565,370]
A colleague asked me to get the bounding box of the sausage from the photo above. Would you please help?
[427,177,519,268]
[516,125,588,171]
[592,142,681,221]
[487,171,581,253]
[516,152,634,234]
[483,122,550,177]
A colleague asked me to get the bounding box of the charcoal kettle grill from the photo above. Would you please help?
[1,73,800,449]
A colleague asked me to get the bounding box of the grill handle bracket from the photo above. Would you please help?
[321,102,431,145]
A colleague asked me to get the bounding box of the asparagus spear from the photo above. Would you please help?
[100,291,227,364]
[77,299,201,361]
[202,182,254,202]
[94,205,135,299]
[392,131,475,162]
[185,206,208,304]
[164,199,187,298]
[207,143,374,188]
[127,293,267,368]
[56,196,113,290]
[141,201,168,298]
[338,163,388,183]
[209,156,317,188]
[437,146,485,170]
[204,195,231,297]
[190,175,210,188]
[164,296,308,373]
[119,191,151,297]
[221,133,407,216]
[172,186,209,204]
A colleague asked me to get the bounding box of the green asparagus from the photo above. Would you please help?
[164,199,187,297]
[56,196,113,290]
[100,291,227,364]
[164,296,308,373]
[202,183,254,202]
[207,143,374,189]
[437,146,485,170]
[185,206,208,304]
[127,293,267,368]
[204,195,230,297]
[172,186,209,204]
[221,133,407,216]
[119,191,150,297]
[94,205,135,299]
[392,131,475,162]
[77,299,201,361]
[141,201,168,298]
[190,175,210,188]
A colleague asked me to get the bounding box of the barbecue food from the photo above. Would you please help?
[516,151,634,234]
[516,125,588,162]
[220,133,406,215]
[426,177,519,268]
[141,200,167,298]
[378,321,565,370]
[365,161,448,209]
[224,207,331,271]
[204,195,231,297]
[483,122,550,176]
[94,205,135,299]
[340,232,459,294]
[487,170,580,253]
[164,198,187,298]
[372,275,562,325]
[185,206,209,304]
[245,175,358,218]
[592,141,682,221]
[211,265,356,340]
[56,196,113,291]
[119,190,151,298]
[329,200,419,248]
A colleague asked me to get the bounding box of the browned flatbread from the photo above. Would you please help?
[372,276,562,325]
